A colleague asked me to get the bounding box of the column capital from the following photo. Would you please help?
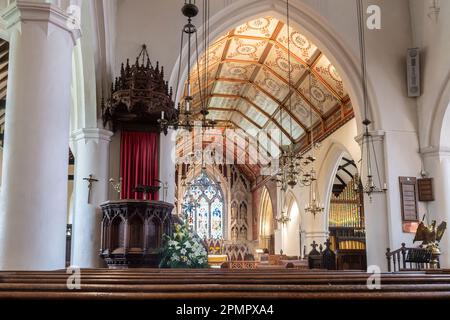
[1,1,81,45]
[354,129,385,145]
[71,128,114,143]
[420,146,450,159]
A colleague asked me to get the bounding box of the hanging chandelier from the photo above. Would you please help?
[276,145,302,191]
[275,209,291,225]
[356,0,387,201]
[158,0,216,133]
[304,168,324,217]
[304,74,324,217]
[274,0,304,191]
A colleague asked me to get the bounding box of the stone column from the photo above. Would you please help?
[0,1,79,270]
[70,128,113,268]
[422,148,450,268]
[356,131,390,271]
[159,129,176,204]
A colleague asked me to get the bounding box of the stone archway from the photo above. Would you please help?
[427,71,450,150]
[282,192,301,256]
[168,0,383,133]
[259,186,275,254]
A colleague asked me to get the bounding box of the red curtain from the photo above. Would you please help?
[120,131,159,200]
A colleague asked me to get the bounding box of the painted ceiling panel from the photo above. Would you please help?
[276,24,319,64]
[236,100,269,127]
[298,73,341,114]
[208,96,238,109]
[207,110,231,121]
[226,37,269,62]
[219,61,257,81]
[231,113,259,134]
[254,68,290,102]
[313,54,348,99]
[197,37,227,70]
[263,44,307,84]
[266,121,290,146]
[289,92,321,128]
[212,80,244,96]
[272,109,305,140]
[234,16,279,38]
[244,86,278,115]
[256,132,279,158]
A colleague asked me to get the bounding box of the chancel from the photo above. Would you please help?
[1,0,450,302]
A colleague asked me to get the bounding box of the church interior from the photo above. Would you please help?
[0,0,450,302]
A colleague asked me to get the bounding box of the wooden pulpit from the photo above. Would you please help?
[100,200,174,268]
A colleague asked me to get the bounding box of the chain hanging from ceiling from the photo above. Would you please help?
[274,0,321,193]
[304,71,324,217]
[274,0,303,192]
[158,0,216,133]
[355,0,387,201]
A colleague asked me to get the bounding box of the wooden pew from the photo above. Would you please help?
[1,269,450,299]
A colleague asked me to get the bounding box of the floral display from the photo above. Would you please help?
[159,213,209,268]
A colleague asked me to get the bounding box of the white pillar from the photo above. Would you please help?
[71,128,113,268]
[422,148,450,268]
[356,131,390,271]
[0,2,79,270]
[159,129,176,203]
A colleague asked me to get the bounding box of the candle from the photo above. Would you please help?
[161,111,165,120]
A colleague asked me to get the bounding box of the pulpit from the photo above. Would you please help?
[100,200,174,268]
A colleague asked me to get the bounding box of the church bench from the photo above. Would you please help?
[1,282,450,300]
[2,270,450,282]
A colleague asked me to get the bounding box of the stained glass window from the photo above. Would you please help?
[183,171,224,239]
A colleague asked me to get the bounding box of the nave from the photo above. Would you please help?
[0,0,450,305]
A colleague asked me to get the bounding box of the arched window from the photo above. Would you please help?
[183,171,224,239]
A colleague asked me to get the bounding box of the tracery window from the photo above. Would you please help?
[183,171,224,239]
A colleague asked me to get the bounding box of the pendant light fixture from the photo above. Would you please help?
[158,0,216,132]
[355,0,387,201]
[275,0,303,191]
[304,72,324,217]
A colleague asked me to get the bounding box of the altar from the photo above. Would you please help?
[100,200,174,268]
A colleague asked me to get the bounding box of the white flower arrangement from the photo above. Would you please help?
[159,213,209,269]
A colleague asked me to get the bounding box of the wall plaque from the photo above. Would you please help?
[399,177,418,222]
[417,178,434,202]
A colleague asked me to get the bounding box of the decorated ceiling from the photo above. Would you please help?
[177,16,353,182]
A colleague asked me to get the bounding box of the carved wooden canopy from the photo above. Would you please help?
[102,45,178,131]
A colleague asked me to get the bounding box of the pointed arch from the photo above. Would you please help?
[428,71,450,149]
[169,0,383,133]
[282,191,301,256]
[259,186,274,253]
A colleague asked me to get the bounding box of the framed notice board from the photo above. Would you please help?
[417,178,434,202]
[399,177,419,222]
